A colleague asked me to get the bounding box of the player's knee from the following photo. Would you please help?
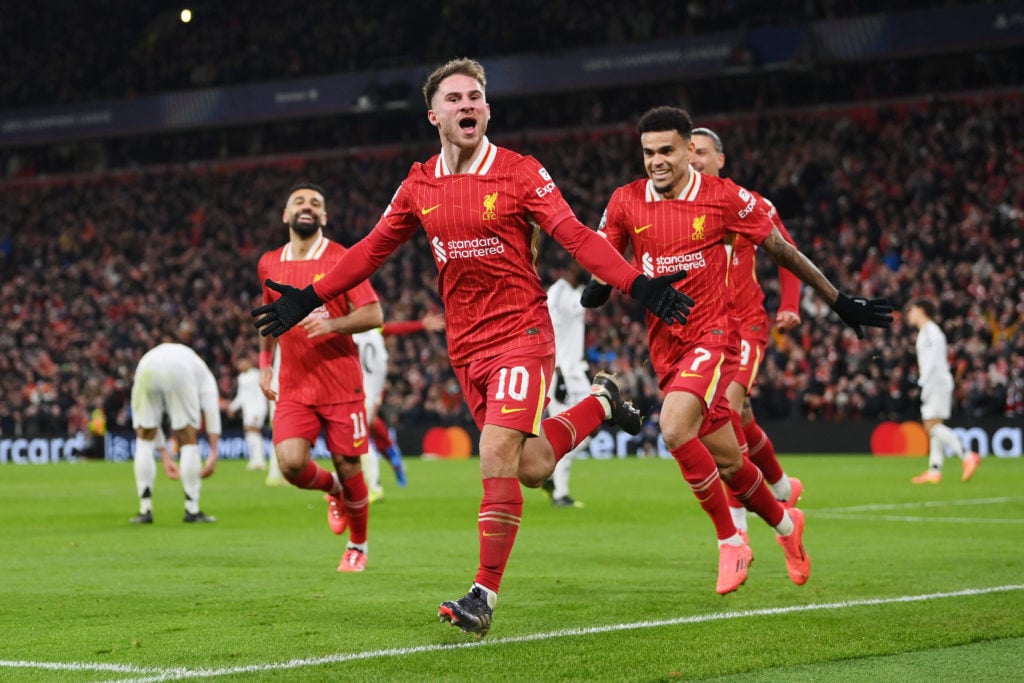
[716,458,743,480]
[517,458,553,488]
[661,423,699,451]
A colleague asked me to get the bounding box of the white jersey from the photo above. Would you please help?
[916,320,954,391]
[547,278,587,372]
[354,328,389,411]
[916,319,955,420]
[546,277,590,408]
[229,367,268,428]
[132,343,222,434]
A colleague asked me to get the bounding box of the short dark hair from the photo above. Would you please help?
[286,182,326,204]
[691,127,724,153]
[637,106,694,138]
[910,297,938,319]
[422,58,487,109]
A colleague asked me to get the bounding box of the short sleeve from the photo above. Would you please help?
[516,155,575,233]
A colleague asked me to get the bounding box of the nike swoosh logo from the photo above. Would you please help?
[353,438,366,447]
[500,405,526,414]
[634,224,653,234]
[421,204,441,216]
[679,371,702,379]
[482,531,507,537]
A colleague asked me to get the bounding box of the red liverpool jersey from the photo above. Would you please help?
[728,193,801,340]
[311,139,641,365]
[371,141,576,365]
[257,235,378,405]
[601,171,774,376]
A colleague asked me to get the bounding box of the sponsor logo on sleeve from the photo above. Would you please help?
[737,188,758,219]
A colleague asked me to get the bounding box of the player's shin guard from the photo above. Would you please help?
[542,397,605,463]
[725,457,785,528]
[475,477,523,593]
[671,439,737,540]
[341,472,370,544]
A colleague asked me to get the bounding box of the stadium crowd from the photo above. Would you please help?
[1,0,979,109]
[1,92,1021,439]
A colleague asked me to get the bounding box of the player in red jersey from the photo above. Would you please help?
[257,182,383,574]
[690,127,805,542]
[583,106,892,595]
[252,58,693,638]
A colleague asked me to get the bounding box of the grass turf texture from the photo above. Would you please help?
[1,454,1021,682]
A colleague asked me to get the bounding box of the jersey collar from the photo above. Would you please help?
[435,137,498,177]
[281,234,328,261]
[646,166,701,202]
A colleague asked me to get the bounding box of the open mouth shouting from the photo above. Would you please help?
[458,115,479,136]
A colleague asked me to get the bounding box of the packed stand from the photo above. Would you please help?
[5,46,1023,180]
[1,95,1021,439]
[0,0,982,110]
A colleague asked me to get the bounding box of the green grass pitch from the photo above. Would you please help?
[1,453,1021,681]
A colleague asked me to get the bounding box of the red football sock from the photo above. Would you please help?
[726,486,744,509]
[729,411,750,459]
[744,419,784,485]
[286,460,335,492]
[475,477,523,593]
[543,396,605,462]
[724,457,785,527]
[670,438,737,540]
[341,472,370,544]
[369,415,392,451]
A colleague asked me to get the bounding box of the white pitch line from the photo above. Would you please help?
[3,584,1020,683]
[813,513,1024,524]
[818,496,1023,513]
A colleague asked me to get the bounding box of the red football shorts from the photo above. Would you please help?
[272,398,368,456]
[659,333,740,431]
[453,346,554,434]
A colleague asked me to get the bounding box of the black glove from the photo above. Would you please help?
[553,368,568,403]
[251,280,323,337]
[831,292,894,339]
[629,270,694,326]
[580,279,613,308]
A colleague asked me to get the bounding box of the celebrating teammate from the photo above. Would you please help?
[583,106,892,594]
[257,182,382,573]
[689,126,805,541]
[252,58,693,638]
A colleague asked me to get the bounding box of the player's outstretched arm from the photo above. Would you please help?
[760,228,893,338]
[252,280,323,338]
